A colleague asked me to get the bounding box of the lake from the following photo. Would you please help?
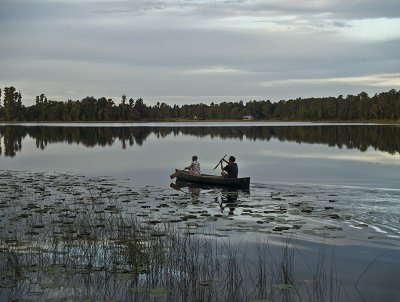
[0,122,399,301]
[1,122,399,189]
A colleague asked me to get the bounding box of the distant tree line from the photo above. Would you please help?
[0,86,399,121]
[1,125,399,157]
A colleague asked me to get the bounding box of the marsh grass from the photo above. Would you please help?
[0,171,342,301]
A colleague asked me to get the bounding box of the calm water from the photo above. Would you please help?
[1,122,400,301]
[1,122,399,189]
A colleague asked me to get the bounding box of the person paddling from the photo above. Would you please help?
[221,155,238,178]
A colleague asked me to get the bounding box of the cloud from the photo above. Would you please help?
[257,148,400,165]
[260,73,400,89]
[0,0,399,105]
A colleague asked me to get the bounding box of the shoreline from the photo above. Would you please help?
[1,119,400,125]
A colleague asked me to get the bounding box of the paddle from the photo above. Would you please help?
[213,154,227,170]
[170,168,187,180]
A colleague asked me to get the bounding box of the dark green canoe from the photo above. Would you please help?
[174,169,250,188]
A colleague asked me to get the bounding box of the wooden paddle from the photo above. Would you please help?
[170,168,187,179]
[213,154,227,170]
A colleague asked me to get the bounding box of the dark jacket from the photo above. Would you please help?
[223,162,238,178]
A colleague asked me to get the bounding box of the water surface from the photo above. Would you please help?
[1,122,400,301]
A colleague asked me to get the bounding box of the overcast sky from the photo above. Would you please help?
[1,0,399,106]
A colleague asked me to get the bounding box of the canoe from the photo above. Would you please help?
[174,169,250,188]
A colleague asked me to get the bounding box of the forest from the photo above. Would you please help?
[0,86,399,121]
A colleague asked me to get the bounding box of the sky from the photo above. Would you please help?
[1,0,400,106]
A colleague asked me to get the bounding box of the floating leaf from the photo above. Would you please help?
[40,283,60,289]
[149,287,170,298]
[199,280,221,287]
[273,283,294,290]
[129,287,147,293]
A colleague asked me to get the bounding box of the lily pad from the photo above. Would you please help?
[130,286,147,293]
[199,280,221,287]
[40,283,61,289]
[273,283,294,290]
[149,287,170,298]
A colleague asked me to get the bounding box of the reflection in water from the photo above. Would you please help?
[219,190,239,216]
[170,181,202,201]
[188,186,201,200]
[173,179,246,216]
[1,124,400,157]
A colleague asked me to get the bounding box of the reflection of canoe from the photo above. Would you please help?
[175,179,250,193]
[174,169,250,188]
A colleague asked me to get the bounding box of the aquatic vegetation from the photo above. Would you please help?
[0,170,393,301]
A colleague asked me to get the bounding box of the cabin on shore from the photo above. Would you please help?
[242,115,254,120]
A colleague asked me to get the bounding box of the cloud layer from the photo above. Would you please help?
[1,0,400,105]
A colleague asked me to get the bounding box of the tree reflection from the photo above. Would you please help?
[0,125,399,157]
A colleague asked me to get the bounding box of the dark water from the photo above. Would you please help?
[0,122,399,301]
